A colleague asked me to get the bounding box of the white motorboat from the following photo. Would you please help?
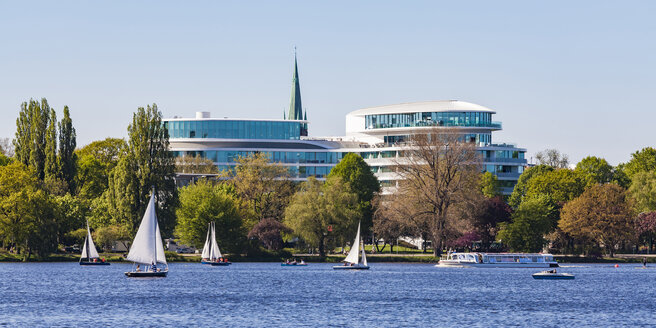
[532,270,574,279]
[436,252,559,268]
[333,221,369,270]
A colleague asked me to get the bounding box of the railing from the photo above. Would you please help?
[366,121,502,130]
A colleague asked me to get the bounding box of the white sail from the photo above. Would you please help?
[83,222,100,259]
[361,240,367,266]
[201,223,211,259]
[344,222,361,264]
[127,192,165,265]
[211,222,222,259]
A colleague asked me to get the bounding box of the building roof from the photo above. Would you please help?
[288,52,303,121]
[346,100,496,116]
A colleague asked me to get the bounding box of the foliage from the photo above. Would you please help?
[0,138,14,157]
[284,176,360,257]
[535,149,569,168]
[58,106,77,193]
[175,179,245,253]
[327,152,380,232]
[508,164,554,208]
[471,195,512,251]
[372,195,410,253]
[480,171,501,198]
[52,194,87,245]
[524,168,586,206]
[94,224,131,251]
[227,152,292,222]
[0,154,10,166]
[393,128,481,256]
[560,184,634,257]
[101,104,178,236]
[44,108,58,181]
[175,155,219,174]
[575,156,614,185]
[497,194,557,252]
[75,138,126,201]
[628,171,656,213]
[635,211,656,252]
[14,98,51,180]
[623,147,656,179]
[247,218,292,251]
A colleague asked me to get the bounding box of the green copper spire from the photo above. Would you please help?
[288,51,303,121]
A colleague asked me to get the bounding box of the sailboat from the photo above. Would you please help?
[79,220,109,266]
[201,221,231,266]
[124,190,168,277]
[333,221,369,270]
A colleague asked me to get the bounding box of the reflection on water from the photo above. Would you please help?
[0,262,654,327]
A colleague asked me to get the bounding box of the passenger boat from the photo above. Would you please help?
[333,221,369,270]
[436,252,559,268]
[124,190,169,277]
[532,270,574,280]
[281,261,307,266]
[79,220,110,266]
[200,221,231,266]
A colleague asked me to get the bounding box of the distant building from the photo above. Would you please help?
[163,55,526,194]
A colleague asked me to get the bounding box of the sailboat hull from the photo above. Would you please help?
[80,261,110,266]
[125,271,168,277]
[201,260,231,266]
[333,265,370,270]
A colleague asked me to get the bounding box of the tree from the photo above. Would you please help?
[480,171,501,198]
[75,138,126,200]
[623,147,656,179]
[393,128,481,256]
[524,169,586,206]
[508,165,554,208]
[560,184,634,257]
[228,152,292,222]
[497,194,557,252]
[44,108,58,181]
[0,154,10,166]
[628,171,656,213]
[327,153,380,234]
[636,211,656,254]
[175,155,219,174]
[535,149,569,168]
[372,196,408,253]
[58,106,77,193]
[575,156,614,185]
[247,218,292,251]
[94,224,131,252]
[175,179,245,254]
[471,196,512,251]
[0,138,14,157]
[102,104,178,236]
[14,99,51,180]
[284,176,360,257]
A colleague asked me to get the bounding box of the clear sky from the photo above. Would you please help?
[1,1,654,165]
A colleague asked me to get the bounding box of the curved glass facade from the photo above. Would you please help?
[173,150,343,165]
[365,112,500,130]
[164,120,301,140]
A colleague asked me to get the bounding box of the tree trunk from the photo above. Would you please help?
[318,235,325,257]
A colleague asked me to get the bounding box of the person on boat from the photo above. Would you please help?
[286,259,290,264]
[300,259,305,265]
[136,265,141,272]
[151,262,157,272]
[101,258,106,263]
[643,257,648,267]
[93,258,97,263]
[291,258,297,265]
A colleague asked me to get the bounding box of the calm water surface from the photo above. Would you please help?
[1,262,655,327]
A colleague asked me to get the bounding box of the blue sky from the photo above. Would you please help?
[1,1,654,165]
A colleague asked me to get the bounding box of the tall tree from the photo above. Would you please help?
[58,106,77,193]
[284,176,360,257]
[535,149,569,168]
[75,138,126,200]
[560,184,634,257]
[508,164,554,208]
[523,169,587,206]
[102,104,178,236]
[14,99,50,180]
[575,156,614,185]
[327,153,380,233]
[628,171,656,213]
[471,195,512,251]
[480,171,501,198]
[44,109,59,181]
[497,194,557,252]
[623,147,656,179]
[393,128,481,256]
[0,138,14,157]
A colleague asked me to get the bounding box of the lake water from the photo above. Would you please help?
[0,262,654,327]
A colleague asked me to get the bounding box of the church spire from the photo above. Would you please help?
[288,49,303,121]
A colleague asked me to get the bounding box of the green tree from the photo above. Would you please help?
[0,154,10,166]
[628,171,656,213]
[508,165,554,208]
[58,106,77,193]
[75,138,126,200]
[175,155,219,174]
[102,104,178,236]
[94,224,131,252]
[480,171,501,198]
[624,147,656,179]
[284,176,360,257]
[327,153,380,233]
[497,194,557,252]
[14,99,50,180]
[524,169,586,206]
[575,156,614,185]
[175,179,245,254]
[560,184,634,257]
[44,108,59,181]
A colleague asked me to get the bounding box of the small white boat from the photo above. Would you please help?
[532,270,574,280]
[200,221,231,266]
[79,220,109,266]
[436,252,559,268]
[124,190,169,277]
[333,221,369,270]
